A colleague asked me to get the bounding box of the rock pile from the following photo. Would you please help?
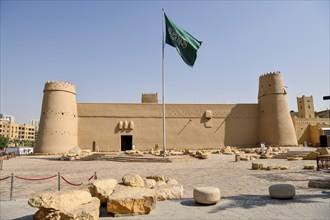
[108,173,183,216]
[59,147,93,161]
[28,173,183,219]
[303,148,330,160]
[251,163,289,171]
[124,150,144,156]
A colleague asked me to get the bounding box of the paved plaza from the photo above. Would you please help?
[0,147,329,219]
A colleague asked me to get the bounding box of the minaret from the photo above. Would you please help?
[35,81,78,153]
[258,72,298,146]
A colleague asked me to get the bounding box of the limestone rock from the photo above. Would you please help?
[211,150,221,154]
[155,180,166,186]
[251,155,260,159]
[193,187,220,205]
[232,150,240,155]
[125,150,143,156]
[81,149,92,157]
[68,146,82,156]
[107,186,157,216]
[166,179,179,185]
[195,151,210,159]
[273,147,280,152]
[183,149,191,155]
[123,173,145,188]
[260,154,273,159]
[287,156,303,161]
[308,179,330,189]
[280,166,289,170]
[169,150,184,156]
[154,150,161,156]
[146,174,165,182]
[240,157,249,161]
[316,148,330,156]
[266,166,273,171]
[244,148,254,153]
[222,147,234,155]
[153,184,183,201]
[28,189,100,220]
[252,163,264,170]
[269,184,295,199]
[145,179,156,188]
[303,165,316,170]
[80,178,117,204]
[303,152,320,160]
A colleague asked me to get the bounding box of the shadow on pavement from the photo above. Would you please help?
[13,215,33,220]
[208,193,330,213]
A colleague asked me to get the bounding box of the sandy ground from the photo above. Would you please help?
[0,147,329,219]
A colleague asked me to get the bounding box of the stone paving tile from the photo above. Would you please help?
[0,147,329,219]
[1,191,329,219]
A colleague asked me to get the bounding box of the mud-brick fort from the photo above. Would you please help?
[35,72,330,153]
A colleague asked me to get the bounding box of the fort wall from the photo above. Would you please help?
[35,72,299,153]
[292,117,330,146]
[77,103,259,151]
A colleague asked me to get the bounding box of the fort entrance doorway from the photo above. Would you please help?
[121,135,132,151]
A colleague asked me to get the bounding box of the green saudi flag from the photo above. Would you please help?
[164,13,202,67]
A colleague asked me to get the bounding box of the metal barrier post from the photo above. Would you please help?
[94,172,97,180]
[58,172,61,191]
[10,173,13,200]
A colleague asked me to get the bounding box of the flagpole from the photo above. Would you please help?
[162,9,167,157]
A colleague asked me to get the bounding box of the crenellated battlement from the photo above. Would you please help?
[44,81,76,94]
[141,93,158,103]
[259,71,281,79]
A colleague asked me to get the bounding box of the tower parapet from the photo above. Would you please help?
[258,71,285,98]
[141,93,158,103]
[35,81,78,153]
[258,72,298,146]
[44,81,76,94]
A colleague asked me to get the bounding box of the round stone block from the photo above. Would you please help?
[269,184,295,199]
[193,187,220,205]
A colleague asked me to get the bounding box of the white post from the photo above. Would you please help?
[162,9,167,157]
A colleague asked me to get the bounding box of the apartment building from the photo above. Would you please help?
[0,118,36,144]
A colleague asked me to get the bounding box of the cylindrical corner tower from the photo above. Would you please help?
[258,72,298,146]
[35,81,78,153]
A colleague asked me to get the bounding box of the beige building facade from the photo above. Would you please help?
[0,120,36,143]
[291,95,330,147]
[36,72,301,154]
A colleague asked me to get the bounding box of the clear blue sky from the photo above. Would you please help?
[1,0,329,123]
